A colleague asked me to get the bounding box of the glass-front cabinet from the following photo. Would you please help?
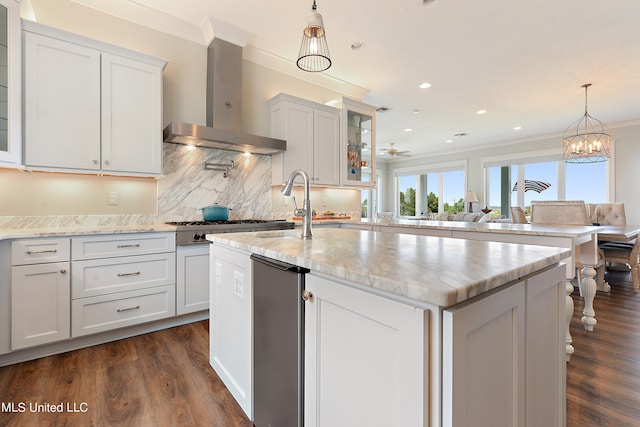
[341,97,376,188]
[0,0,21,167]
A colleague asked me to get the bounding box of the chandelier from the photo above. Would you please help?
[562,83,611,163]
[297,0,331,72]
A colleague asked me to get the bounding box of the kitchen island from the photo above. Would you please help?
[208,228,570,427]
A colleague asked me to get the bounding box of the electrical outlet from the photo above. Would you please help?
[107,191,119,206]
[215,262,222,284]
[233,271,244,300]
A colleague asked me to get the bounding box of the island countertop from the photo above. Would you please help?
[207,227,571,307]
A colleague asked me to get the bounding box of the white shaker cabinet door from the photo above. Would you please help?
[443,281,526,427]
[304,274,427,427]
[101,53,163,175]
[24,32,101,170]
[11,262,71,350]
[312,108,340,186]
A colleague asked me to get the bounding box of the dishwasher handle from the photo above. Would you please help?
[250,253,310,274]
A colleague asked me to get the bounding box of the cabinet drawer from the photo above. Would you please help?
[72,253,176,298]
[12,238,71,265]
[72,284,175,337]
[72,232,175,260]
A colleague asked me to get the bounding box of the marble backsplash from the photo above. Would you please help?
[157,143,273,222]
[0,143,274,229]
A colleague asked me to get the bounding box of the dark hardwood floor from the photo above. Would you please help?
[567,268,640,426]
[0,321,252,427]
[1,268,638,426]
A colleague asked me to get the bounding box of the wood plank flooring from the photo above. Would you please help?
[1,268,638,426]
[567,269,640,426]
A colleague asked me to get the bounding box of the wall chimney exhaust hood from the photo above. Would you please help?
[163,39,286,155]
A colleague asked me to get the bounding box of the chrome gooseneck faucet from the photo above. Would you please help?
[282,169,312,239]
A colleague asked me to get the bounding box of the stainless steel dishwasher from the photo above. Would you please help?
[251,254,309,427]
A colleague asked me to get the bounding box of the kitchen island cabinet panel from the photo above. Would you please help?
[442,281,526,427]
[209,245,253,419]
[304,274,427,427]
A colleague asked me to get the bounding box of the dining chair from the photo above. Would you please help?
[586,202,627,226]
[510,206,528,224]
[600,239,640,292]
[530,200,605,289]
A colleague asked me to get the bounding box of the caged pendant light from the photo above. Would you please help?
[562,83,611,163]
[297,0,331,72]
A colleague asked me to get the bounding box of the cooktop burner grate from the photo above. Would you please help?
[166,220,276,226]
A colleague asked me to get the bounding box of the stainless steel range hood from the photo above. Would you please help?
[163,39,286,155]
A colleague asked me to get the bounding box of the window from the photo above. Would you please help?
[484,148,610,218]
[394,161,467,217]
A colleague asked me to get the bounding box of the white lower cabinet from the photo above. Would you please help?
[304,274,427,427]
[10,238,71,350]
[443,264,566,427]
[209,245,253,419]
[70,232,176,337]
[305,264,565,427]
[11,262,71,350]
[176,245,210,315]
[72,284,175,337]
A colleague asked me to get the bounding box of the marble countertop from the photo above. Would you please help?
[207,228,570,308]
[0,223,176,240]
[358,218,599,237]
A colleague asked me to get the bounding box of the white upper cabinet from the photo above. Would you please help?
[23,21,166,176]
[0,0,22,168]
[269,93,340,187]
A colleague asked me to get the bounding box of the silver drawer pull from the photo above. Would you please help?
[26,249,58,254]
[117,271,141,277]
[117,243,140,248]
[117,305,140,313]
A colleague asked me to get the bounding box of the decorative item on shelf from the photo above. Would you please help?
[562,83,611,163]
[464,191,479,213]
[296,0,331,72]
[481,207,493,214]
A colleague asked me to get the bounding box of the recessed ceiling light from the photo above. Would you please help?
[513,126,523,130]
[419,82,432,89]
[350,42,365,51]
[476,109,487,115]
[412,109,420,114]
[446,139,453,143]
[404,128,413,132]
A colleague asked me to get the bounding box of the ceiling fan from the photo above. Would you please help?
[378,143,411,158]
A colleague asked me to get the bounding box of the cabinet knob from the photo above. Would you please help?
[60,269,67,274]
[93,160,98,165]
[104,160,110,166]
[301,289,313,302]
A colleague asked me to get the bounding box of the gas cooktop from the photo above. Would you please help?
[167,219,295,245]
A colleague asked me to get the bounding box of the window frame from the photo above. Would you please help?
[481,145,615,217]
[393,160,468,217]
